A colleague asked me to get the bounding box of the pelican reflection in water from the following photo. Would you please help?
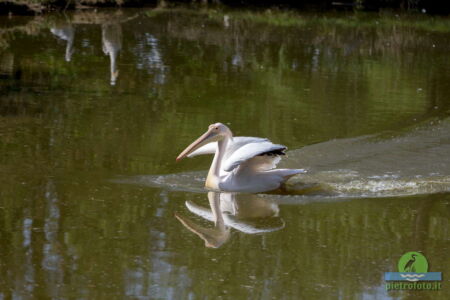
[50,22,75,62]
[102,22,122,85]
[176,123,305,193]
[175,192,284,248]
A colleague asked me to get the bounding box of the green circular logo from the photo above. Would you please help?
[398,252,428,273]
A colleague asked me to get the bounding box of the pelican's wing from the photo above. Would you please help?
[187,142,217,157]
[240,155,283,171]
[222,141,286,172]
[225,136,269,156]
[187,136,268,158]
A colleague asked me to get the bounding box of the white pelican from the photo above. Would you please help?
[176,123,305,193]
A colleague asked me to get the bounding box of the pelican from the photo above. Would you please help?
[176,123,305,193]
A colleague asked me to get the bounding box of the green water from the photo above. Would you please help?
[0,8,449,299]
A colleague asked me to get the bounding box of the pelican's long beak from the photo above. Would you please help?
[176,128,218,161]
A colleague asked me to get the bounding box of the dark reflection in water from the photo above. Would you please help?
[0,7,449,300]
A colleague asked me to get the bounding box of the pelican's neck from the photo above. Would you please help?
[205,136,231,190]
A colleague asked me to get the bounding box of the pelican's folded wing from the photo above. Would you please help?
[187,136,269,158]
[222,141,286,172]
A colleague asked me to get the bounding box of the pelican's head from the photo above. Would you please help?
[176,123,232,161]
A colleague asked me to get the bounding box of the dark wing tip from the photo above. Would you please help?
[258,146,287,156]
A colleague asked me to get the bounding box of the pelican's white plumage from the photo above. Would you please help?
[221,141,285,172]
[177,123,305,193]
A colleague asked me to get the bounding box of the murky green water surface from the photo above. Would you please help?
[1,8,449,299]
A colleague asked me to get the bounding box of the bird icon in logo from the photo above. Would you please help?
[403,254,417,272]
